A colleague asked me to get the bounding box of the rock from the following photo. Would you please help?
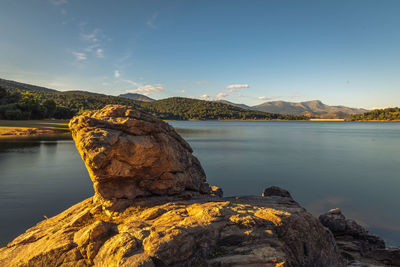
[320,208,400,266]
[211,186,223,197]
[262,186,293,199]
[0,195,345,267]
[68,105,209,207]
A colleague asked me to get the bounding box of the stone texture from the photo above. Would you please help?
[0,194,345,267]
[320,208,400,266]
[68,105,208,207]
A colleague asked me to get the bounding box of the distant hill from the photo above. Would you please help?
[1,78,305,120]
[346,107,400,121]
[253,100,368,119]
[119,93,154,102]
[216,100,255,110]
[0,78,58,93]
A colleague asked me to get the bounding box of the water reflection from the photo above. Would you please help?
[0,136,92,246]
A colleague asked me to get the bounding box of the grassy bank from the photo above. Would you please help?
[0,120,69,137]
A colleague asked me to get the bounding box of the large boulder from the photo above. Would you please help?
[69,105,209,207]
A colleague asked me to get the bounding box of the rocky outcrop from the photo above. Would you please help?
[0,191,345,267]
[320,208,400,266]
[69,105,209,208]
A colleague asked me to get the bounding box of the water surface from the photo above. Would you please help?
[0,121,399,246]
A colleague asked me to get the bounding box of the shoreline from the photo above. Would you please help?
[0,120,70,138]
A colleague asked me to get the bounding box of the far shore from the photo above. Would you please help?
[0,120,70,138]
[309,119,345,121]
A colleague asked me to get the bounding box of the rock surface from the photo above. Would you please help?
[0,193,344,267]
[69,105,209,208]
[319,208,400,266]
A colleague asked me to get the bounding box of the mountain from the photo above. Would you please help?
[119,93,154,102]
[253,100,368,119]
[1,78,305,120]
[216,100,255,110]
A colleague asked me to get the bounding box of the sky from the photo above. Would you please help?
[0,0,399,108]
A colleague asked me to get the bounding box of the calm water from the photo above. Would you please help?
[0,121,400,247]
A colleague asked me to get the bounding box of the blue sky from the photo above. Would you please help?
[0,0,399,108]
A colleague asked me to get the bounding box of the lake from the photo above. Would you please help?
[0,121,399,247]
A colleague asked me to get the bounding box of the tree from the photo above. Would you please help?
[43,99,57,118]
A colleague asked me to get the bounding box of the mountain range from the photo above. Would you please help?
[0,77,368,119]
[219,99,367,118]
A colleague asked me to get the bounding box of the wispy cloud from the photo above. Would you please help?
[178,89,186,93]
[127,85,164,93]
[79,27,107,59]
[114,70,121,78]
[194,80,208,85]
[225,84,249,93]
[226,84,249,89]
[72,51,87,62]
[257,96,270,100]
[216,92,228,99]
[121,79,139,87]
[147,12,159,29]
[81,28,102,43]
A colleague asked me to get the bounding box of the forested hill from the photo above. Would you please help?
[346,108,400,121]
[0,78,58,93]
[0,78,307,120]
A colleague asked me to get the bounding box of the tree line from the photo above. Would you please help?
[346,108,400,121]
[0,86,68,119]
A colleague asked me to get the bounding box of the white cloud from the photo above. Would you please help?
[96,48,104,58]
[102,82,110,86]
[178,90,186,93]
[200,94,210,99]
[226,84,249,89]
[142,92,152,96]
[216,93,228,99]
[72,51,87,62]
[237,93,246,97]
[127,85,164,93]
[257,96,270,100]
[114,70,121,78]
